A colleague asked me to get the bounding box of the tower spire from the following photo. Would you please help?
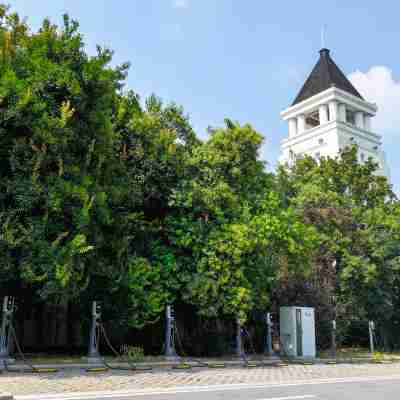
[291,47,363,106]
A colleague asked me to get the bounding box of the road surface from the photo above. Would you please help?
[15,376,400,400]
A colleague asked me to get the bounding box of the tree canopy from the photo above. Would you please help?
[276,148,400,347]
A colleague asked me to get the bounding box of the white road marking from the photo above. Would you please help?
[257,396,315,400]
[15,375,400,400]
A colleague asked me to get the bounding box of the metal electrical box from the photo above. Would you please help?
[280,306,316,358]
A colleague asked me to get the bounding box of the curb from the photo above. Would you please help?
[3,358,400,372]
[3,360,279,370]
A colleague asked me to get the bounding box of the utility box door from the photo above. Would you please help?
[280,306,316,358]
[301,307,316,358]
[280,306,296,357]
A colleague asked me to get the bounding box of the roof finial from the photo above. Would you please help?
[321,24,327,49]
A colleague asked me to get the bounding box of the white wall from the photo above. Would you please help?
[281,122,340,163]
[281,120,388,180]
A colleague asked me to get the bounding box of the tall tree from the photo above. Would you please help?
[166,120,316,322]
[102,94,198,327]
[0,6,128,300]
[276,147,400,347]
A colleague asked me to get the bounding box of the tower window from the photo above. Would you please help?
[295,153,303,161]
[361,153,365,161]
[346,109,356,125]
[318,138,324,145]
[315,152,321,159]
[305,110,320,129]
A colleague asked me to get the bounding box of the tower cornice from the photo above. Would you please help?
[281,120,382,149]
[281,87,377,121]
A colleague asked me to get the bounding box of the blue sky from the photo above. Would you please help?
[10,0,400,190]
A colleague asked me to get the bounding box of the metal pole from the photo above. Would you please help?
[87,301,102,364]
[165,305,178,360]
[265,312,274,356]
[236,318,244,358]
[369,321,375,354]
[331,320,337,358]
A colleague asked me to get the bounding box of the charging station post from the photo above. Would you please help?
[87,301,103,364]
[235,318,244,358]
[165,305,179,361]
[265,312,275,356]
[0,296,15,369]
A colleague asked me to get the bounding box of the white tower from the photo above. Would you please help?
[280,48,389,178]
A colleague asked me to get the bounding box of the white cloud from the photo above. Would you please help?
[348,66,400,135]
[173,0,188,8]
[349,66,400,191]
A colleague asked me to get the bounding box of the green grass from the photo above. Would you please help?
[13,354,165,365]
[318,347,400,360]
[15,349,400,365]
[14,354,236,365]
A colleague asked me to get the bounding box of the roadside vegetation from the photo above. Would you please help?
[1,4,400,355]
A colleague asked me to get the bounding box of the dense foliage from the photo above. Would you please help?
[1,5,399,351]
[275,150,400,348]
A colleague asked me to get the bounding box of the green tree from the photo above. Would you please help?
[0,7,128,300]
[103,94,198,327]
[167,120,316,322]
[277,147,400,347]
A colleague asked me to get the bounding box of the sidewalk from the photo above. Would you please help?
[2,361,400,396]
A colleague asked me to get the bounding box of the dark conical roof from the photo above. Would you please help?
[292,48,364,106]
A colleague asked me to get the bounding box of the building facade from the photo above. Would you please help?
[279,48,389,178]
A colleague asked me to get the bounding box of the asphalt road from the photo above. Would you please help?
[18,377,400,400]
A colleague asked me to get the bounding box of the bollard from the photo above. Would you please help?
[87,301,103,364]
